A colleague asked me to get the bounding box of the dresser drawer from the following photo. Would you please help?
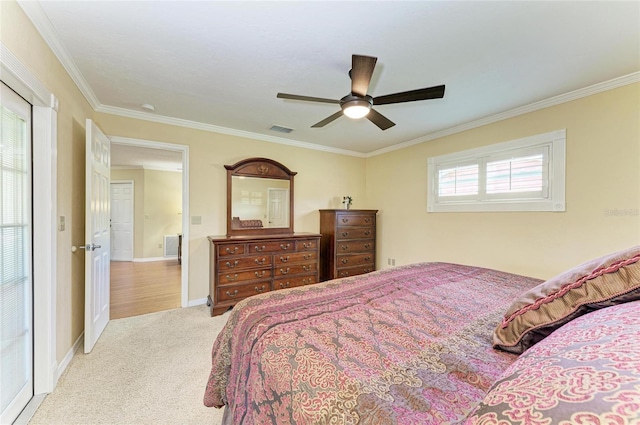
[336,214,375,227]
[217,281,271,302]
[217,243,246,257]
[217,254,271,271]
[336,253,375,268]
[218,268,272,284]
[336,239,374,254]
[274,251,317,265]
[274,262,317,277]
[247,240,297,254]
[274,274,317,290]
[296,239,318,251]
[336,227,374,240]
[336,264,375,278]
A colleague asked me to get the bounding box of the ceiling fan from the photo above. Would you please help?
[277,54,445,131]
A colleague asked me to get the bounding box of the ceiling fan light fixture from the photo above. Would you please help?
[342,99,371,119]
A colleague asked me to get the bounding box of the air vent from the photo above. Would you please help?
[269,125,293,134]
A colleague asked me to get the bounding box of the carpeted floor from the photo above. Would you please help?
[29,305,230,425]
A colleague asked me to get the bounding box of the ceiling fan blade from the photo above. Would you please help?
[373,85,445,106]
[277,93,339,104]
[367,108,395,131]
[350,55,377,97]
[311,110,343,128]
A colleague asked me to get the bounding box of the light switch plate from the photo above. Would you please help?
[191,216,202,225]
[58,216,65,231]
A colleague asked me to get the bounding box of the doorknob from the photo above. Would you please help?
[78,243,102,252]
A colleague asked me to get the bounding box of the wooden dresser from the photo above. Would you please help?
[207,233,321,316]
[319,209,377,281]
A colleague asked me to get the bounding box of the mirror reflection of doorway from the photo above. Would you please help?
[267,188,289,228]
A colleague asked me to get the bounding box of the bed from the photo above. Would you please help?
[204,247,640,424]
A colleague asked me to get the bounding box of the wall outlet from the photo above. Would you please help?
[158,243,162,248]
[191,216,202,225]
[387,258,396,266]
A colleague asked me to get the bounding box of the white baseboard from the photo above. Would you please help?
[187,297,207,307]
[132,257,170,262]
[56,332,83,382]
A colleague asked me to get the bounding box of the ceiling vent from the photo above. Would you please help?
[269,125,293,134]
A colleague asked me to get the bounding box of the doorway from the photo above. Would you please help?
[109,137,189,316]
[110,181,134,262]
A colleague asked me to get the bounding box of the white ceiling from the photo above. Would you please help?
[20,1,640,160]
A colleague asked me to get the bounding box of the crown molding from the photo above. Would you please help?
[366,71,640,158]
[17,0,101,109]
[97,104,367,158]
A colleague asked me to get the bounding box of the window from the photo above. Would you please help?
[427,130,565,212]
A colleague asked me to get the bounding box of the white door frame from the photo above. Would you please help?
[110,136,190,307]
[110,181,134,261]
[1,45,58,393]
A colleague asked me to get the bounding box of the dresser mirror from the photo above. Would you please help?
[226,158,296,236]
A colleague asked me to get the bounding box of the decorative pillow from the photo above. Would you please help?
[466,301,640,424]
[493,245,640,354]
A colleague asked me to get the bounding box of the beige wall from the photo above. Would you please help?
[142,169,182,258]
[366,83,640,280]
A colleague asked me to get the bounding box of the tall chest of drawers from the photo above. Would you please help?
[207,233,321,316]
[319,209,378,281]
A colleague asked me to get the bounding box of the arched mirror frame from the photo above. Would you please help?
[226,158,296,237]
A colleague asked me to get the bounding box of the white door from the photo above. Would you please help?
[267,188,288,228]
[0,82,33,424]
[84,119,111,354]
[110,182,133,261]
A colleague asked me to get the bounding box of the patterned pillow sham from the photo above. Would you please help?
[465,300,640,424]
[493,245,640,354]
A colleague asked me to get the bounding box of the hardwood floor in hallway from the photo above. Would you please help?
[110,260,181,319]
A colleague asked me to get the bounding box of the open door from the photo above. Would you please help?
[84,119,111,353]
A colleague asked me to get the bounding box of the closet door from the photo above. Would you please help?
[0,82,33,423]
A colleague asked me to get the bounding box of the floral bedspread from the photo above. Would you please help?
[203,262,541,424]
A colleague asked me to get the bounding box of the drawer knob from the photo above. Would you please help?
[364,243,371,249]
[364,230,371,236]
[341,231,349,237]
[225,247,239,254]
[365,256,371,261]
[364,268,372,273]
[303,254,312,260]
[280,267,290,275]
[341,258,349,264]
[225,273,238,282]
[280,282,290,289]
[341,218,349,223]
[254,285,266,293]
[302,265,311,271]
[279,255,290,263]
[255,258,267,265]
[280,243,291,250]
[225,260,239,268]
[341,245,349,251]
[340,271,349,277]
[303,242,313,249]
[254,245,266,252]
[225,289,238,298]
[303,278,311,284]
[254,270,266,278]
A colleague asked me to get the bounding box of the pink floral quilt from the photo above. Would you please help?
[203,262,541,424]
